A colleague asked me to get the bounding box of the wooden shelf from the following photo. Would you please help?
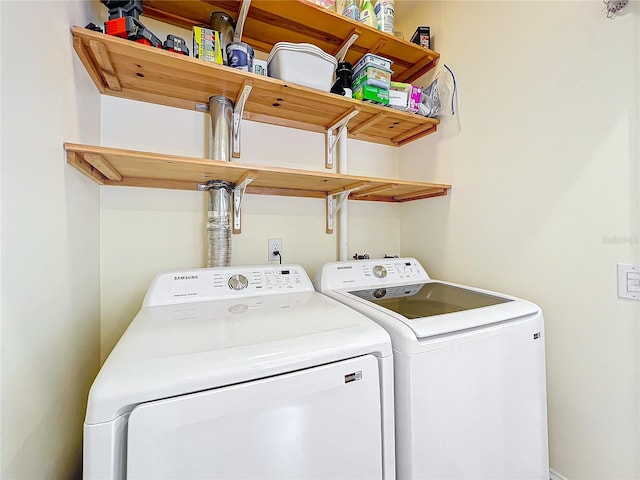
[141,0,440,84]
[72,26,439,147]
[65,143,450,202]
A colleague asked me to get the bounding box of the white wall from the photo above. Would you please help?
[397,1,640,478]
[0,1,102,478]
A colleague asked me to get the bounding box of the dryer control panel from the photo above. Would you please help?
[144,265,313,306]
[318,257,431,291]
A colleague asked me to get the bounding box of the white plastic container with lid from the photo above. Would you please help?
[267,42,338,92]
[353,52,393,73]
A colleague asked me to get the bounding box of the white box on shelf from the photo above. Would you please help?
[253,59,268,76]
[267,42,337,92]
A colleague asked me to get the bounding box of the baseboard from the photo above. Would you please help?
[550,468,569,480]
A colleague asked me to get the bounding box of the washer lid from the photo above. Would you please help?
[345,281,540,338]
[349,282,512,317]
[86,291,391,425]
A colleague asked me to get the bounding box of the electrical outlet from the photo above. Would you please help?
[268,238,282,261]
[617,263,640,300]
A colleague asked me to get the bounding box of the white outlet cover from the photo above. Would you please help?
[268,238,282,261]
[617,263,640,300]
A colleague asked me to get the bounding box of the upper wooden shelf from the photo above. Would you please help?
[65,143,450,202]
[142,0,440,83]
[72,26,439,147]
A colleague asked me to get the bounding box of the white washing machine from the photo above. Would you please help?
[84,264,395,479]
[317,258,549,480]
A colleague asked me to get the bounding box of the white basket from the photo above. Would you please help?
[267,42,337,92]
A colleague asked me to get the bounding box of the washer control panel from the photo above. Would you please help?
[144,265,313,306]
[319,257,430,291]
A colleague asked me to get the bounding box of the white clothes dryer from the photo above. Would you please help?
[84,264,395,479]
[317,258,549,480]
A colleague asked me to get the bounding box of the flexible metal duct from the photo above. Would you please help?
[207,180,233,268]
[207,95,234,267]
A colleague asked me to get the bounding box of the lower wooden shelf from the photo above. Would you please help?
[65,143,450,202]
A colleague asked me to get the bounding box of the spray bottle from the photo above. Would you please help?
[359,0,376,28]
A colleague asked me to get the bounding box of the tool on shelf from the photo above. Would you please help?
[163,34,189,56]
[100,0,162,48]
[86,1,190,55]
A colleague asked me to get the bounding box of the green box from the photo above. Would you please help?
[352,65,392,90]
[353,83,389,105]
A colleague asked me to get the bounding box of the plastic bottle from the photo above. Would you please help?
[338,0,360,20]
[373,0,394,34]
[359,0,376,28]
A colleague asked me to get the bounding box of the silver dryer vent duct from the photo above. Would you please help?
[207,95,234,267]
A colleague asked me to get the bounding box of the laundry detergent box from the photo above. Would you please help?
[193,26,223,64]
[353,83,389,105]
[352,64,393,90]
[389,82,422,112]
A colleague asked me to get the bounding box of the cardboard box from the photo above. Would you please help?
[352,65,392,90]
[311,0,335,10]
[410,26,431,49]
[193,26,223,64]
[389,88,408,110]
[353,83,389,105]
[253,59,268,76]
[390,82,422,112]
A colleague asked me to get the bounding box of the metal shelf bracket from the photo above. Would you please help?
[325,107,360,169]
[233,0,252,42]
[232,174,256,234]
[325,185,364,234]
[233,82,253,158]
[334,31,360,63]
[326,194,336,234]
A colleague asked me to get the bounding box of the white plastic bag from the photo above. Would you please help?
[418,64,457,118]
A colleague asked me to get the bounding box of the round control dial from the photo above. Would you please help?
[373,265,388,279]
[228,274,249,291]
[373,288,387,299]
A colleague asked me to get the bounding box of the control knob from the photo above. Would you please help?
[372,265,387,279]
[228,274,249,291]
[373,288,387,299]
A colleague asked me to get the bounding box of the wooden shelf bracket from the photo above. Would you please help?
[233,82,253,158]
[326,107,360,169]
